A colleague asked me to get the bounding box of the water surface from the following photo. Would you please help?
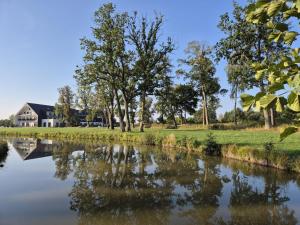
[0,137,300,225]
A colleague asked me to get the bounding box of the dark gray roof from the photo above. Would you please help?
[27,103,55,114]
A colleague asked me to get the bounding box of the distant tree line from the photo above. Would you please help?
[0,115,15,127]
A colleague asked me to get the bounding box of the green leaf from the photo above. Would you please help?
[296,0,300,13]
[275,23,289,32]
[284,31,299,45]
[287,92,300,112]
[267,1,283,16]
[280,126,298,141]
[288,74,300,90]
[255,92,265,100]
[268,83,284,93]
[292,48,300,58]
[274,32,283,42]
[241,94,255,112]
[259,94,277,109]
[255,69,266,80]
[276,97,286,112]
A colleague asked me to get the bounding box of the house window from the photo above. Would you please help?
[48,122,51,127]
[43,122,46,127]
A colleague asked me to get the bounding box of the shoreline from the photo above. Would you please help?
[0,128,299,173]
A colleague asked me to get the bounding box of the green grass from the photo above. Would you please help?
[0,127,299,153]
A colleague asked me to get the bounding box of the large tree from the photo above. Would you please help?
[215,2,256,126]
[55,85,75,126]
[177,42,226,126]
[77,3,134,132]
[128,14,174,132]
[216,1,288,129]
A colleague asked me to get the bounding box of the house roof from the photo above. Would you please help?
[27,103,55,114]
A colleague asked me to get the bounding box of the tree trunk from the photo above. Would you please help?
[202,99,205,126]
[205,98,209,126]
[173,114,177,128]
[180,111,184,125]
[202,87,209,126]
[260,83,272,129]
[234,86,238,126]
[114,88,125,132]
[270,108,276,127]
[263,109,271,129]
[123,94,131,132]
[139,93,146,132]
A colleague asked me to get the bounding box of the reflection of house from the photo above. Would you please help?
[11,138,59,160]
[16,102,107,127]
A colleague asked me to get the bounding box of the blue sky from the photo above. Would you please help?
[0,0,249,119]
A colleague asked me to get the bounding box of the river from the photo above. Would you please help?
[0,137,299,225]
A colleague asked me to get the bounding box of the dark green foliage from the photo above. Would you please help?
[177,42,226,126]
[204,133,221,156]
[55,85,76,126]
[0,115,16,127]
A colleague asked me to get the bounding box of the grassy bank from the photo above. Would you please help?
[0,127,299,172]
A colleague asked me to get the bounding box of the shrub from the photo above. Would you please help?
[162,134,177,147]
[186,137,201,150]
[203,132,221,156]
[176,135,188,148]
[264,142,274,166]
[292,157,300,173]
[140,133,156,145]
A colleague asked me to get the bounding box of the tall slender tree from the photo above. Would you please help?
[55,85,75,126]
[78,3,133,132]
[177,42,226,126]
[128,14,174,132]
[216,1,288,129]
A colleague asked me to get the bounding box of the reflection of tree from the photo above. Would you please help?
[178,157,224,225]
[68,145,176,225]
[52,143,74,180]
[52,142,299,225]
[0,142,9,167]
[219,172,297,225]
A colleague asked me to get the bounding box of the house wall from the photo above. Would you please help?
[16,105,38,127]
[41,119,61,127]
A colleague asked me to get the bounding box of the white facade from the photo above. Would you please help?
[16,105,38,127]
[41,119,61,127]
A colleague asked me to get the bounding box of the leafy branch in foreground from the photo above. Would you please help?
[242,0,300,140]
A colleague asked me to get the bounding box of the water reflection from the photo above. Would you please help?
[0,141,8,167]
[11,138,60,160]
[5,138,300,225]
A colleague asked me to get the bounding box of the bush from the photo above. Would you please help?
[203,133,221,156]
[162,134,177,147]
[176,135,187,148]
[186,137,201,150]
[140,133,156,145]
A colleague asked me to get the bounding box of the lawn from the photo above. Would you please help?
[0,127,299,154]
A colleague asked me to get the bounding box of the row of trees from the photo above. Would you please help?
[56,1,299,136]
[71,3,228,132]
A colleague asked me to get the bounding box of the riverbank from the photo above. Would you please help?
[0,127,299,172]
